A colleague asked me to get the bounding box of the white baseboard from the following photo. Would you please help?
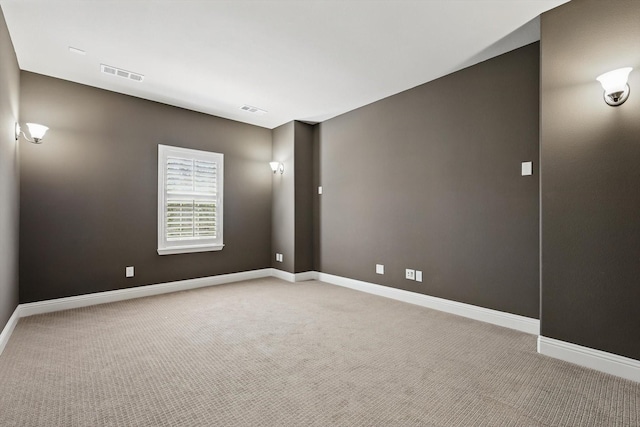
[538,336,640,383]
[316,272,540,335]
[0,268,321,356]
[270,268,296,282]
[270,269,317,283]
[0,307,20,355]
[293,271,317,282]
[6,269,638,383]
[19,269,273,318]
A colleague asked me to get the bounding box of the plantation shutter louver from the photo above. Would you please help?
[158,145,224,255]
[165,157,217,240]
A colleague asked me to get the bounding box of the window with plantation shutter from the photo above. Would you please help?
[158,145,224,255]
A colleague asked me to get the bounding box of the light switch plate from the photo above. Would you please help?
[521,161,532,176]
[376,264,384,274]
[318,186,323,194]
[416,270,423,282]
[126,266,134,278]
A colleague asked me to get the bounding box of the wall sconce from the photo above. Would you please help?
[596,67,632,106]
[270,161,284,174]
[15,122,49,144]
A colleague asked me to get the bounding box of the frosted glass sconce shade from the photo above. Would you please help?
[15,122,49,144]
[270,161,284,174]
[26,123,49,142]
[597,67,632,106]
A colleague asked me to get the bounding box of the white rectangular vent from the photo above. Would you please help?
[240,105,267,115]
[101,64,144,83]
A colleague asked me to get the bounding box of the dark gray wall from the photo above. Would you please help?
[19,72,273,303]
[271,120,314,273]
[0,6,20,328]
[540,0,640,359]
[293,121,314,273]
[312,125,321,271]
[271,122,295,272]
[316,43,540,318]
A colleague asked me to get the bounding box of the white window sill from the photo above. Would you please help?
[157,244,224,255]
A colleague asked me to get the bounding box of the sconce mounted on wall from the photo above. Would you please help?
[597,67,632,106]
[15,122,49,144]
[270,161,284,174]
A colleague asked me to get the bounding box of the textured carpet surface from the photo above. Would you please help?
[0,278,638,426]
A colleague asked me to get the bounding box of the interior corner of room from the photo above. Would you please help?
[1,0,639,395]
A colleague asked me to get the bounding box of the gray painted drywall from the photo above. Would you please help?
[456,17,540,73]
[19,72,273,303]
[271,121,314,273]
[540,0,640,359]
[0,7,20,330]
[293,121,314,273]
[312,125,321,271]
[316,43,540,318]
[271,122,295,273]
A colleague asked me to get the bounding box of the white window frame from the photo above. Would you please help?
[157,144,224,255]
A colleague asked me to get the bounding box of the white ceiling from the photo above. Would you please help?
[1,0,569,129]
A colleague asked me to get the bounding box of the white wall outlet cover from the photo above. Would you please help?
[376,264,384,274]
[521,161,532,176]
[416,270,423,282]
[318,186,323,194]
[125,266,134,278]
[405,269,415,280]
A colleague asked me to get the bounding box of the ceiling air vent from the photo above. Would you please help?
[101,64,144,83]
[240,105,267,115]
[102,65,116,75]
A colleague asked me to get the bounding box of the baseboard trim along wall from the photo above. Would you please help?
[0,268,301,355]
[4,268,639,383]
[270,269,295,282]
[0,307,20,355]
[538,336,640,383]
[1,268,538,356]
[19,269,274,318]
[1,268,307,353]
[271,269,316,282]
[317,272,540,335]
[293,271,317,281]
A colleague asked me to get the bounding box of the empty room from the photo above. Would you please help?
[0,0,639,425]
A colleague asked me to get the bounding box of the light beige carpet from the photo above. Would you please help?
[0,278,638,426]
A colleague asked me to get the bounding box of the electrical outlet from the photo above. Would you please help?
[521,161,532,176]
[126,266,134,278]
[376,264,384,274]
[318,186,323,194]
[416,270,423,282]
[275,253,283,262]
[405,269,415,280]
